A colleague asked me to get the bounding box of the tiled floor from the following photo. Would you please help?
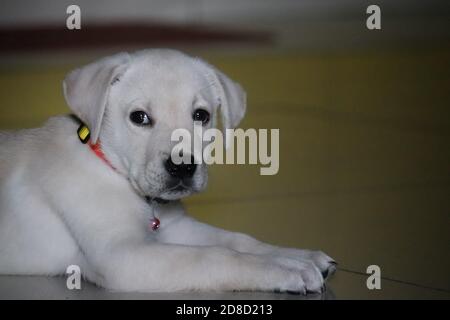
[0,49,449,299]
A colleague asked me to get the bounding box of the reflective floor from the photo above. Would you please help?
[0,270,448,300]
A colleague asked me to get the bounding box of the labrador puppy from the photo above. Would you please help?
[0,49,335,294]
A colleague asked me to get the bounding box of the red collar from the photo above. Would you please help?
[88,141,115,170]
[77,124,115,170]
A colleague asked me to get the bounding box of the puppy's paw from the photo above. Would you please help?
[275,249,337,280]
[306,250,337,279]
[273,268,307,295]
[272,257,325,294]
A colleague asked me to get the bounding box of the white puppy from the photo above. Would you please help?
[0,49,335,294]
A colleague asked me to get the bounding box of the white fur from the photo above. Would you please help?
[0,49,335,294]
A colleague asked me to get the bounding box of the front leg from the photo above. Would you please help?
[56,192,320,293]
[100,243,323,293]
[157,210,337,281]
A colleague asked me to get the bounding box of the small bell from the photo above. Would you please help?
[149,217,160,231]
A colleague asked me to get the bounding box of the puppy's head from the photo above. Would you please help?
[63,49,246,201]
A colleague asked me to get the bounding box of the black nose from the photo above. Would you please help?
[164,155,197,179]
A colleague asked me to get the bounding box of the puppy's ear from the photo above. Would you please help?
[214,68,247,134]
[63,52,131,143]
[198,60,247,148]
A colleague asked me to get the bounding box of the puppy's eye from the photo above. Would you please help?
[130,111,152,126]
[193,109,210,125]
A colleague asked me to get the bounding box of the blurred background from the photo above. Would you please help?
[0,0,449,299]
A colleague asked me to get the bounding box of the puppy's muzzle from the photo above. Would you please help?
[164,155,197,179]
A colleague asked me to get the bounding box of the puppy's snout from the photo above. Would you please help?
[164,155,197,179]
